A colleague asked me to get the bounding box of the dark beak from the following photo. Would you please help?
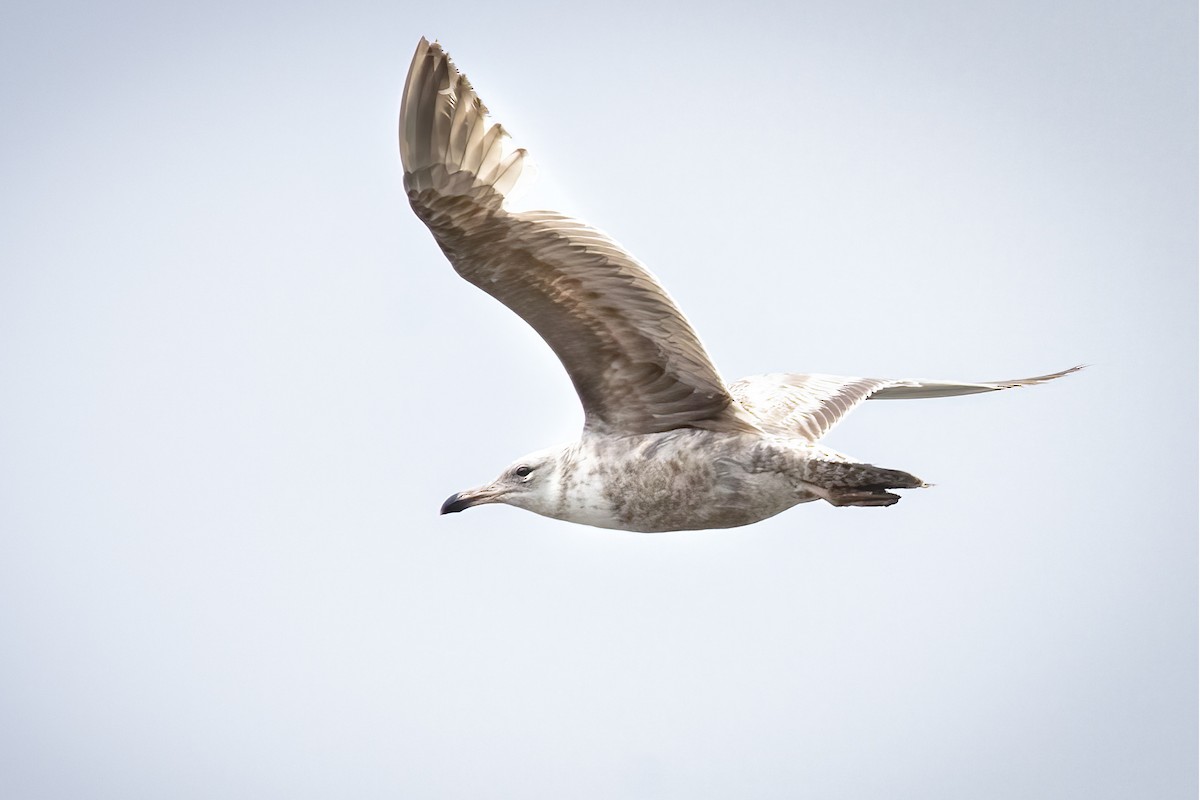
[440,492,476,515]
[440,482,504,515]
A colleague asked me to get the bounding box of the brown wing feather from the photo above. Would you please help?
[401,39,753,435]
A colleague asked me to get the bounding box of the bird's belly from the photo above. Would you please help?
[554,435,809,532]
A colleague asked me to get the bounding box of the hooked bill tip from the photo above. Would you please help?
[440,492,471,515]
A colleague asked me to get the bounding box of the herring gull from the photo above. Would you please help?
[400,38,1080,532]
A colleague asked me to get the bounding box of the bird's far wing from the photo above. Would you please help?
[728,374,897,442]
[401,38,754,435]
[730,366,1083,442]
[866,366,1085,399]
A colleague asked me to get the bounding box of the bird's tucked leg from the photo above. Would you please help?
[811,487,902,507]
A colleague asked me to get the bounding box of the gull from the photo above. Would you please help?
[400,38,1080,532]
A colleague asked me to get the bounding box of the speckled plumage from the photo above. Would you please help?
[401,38,1081,532]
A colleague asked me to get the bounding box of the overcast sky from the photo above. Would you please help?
[1,0,1196,798]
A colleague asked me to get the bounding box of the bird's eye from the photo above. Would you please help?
[514,465,532,478]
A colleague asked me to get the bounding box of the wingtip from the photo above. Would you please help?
[1002,364,1087,388]
[400,37,532,204]
[1039,364,1088,382]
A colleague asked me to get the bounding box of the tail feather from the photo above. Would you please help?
[803,459,926,508]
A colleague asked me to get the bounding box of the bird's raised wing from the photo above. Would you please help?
[730,366,1083,442]
[401,38,754,435]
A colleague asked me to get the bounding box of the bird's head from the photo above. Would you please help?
[439,446,567,517]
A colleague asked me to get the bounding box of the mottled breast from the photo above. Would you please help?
[558,430,811,532]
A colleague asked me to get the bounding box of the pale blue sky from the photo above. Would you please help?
[1,0,1196,797]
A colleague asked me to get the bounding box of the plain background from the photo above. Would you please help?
[1,0,1196,798]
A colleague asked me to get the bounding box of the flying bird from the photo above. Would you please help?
[400,38,1080,532]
